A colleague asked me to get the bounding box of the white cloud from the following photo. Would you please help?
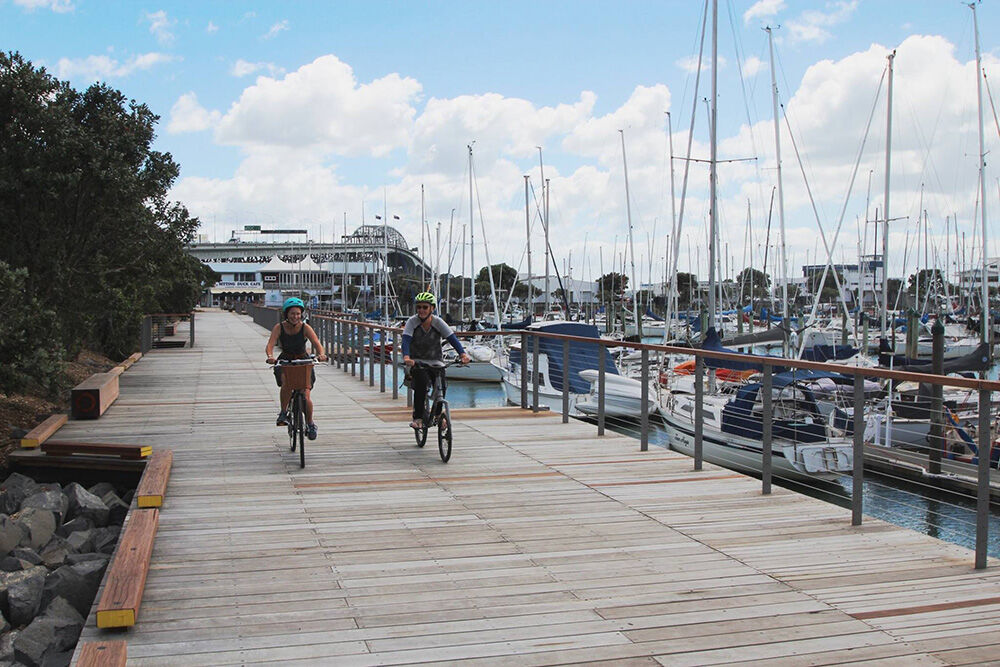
[13,0,73,12]
[743,56,765,77]
[231,59,285,78]
[215,55,421,157]
[55,52,177,81]
[786,0,858,44]
[743,0,785,24]
[206,21,219,34]
[676,54,727,73]
[168,93,222,134]
[145,10,176,45]
[263,20,289,40]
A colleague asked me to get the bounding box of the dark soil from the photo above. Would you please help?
[0,350,117,471]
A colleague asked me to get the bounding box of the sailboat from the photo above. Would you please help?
[658,4,854,483]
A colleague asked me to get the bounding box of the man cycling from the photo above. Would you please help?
[265,297,328,440]
[402,292,470,429]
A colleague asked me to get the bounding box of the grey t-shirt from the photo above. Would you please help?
[403,314,454,362]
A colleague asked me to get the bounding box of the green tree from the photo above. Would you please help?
[597,272,628,298]
[475,263,519,298]
[807,268,844,303]
[675,272,697,308]
[0,52,203,361]
[736,268,770,302]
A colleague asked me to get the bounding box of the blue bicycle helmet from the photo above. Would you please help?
[282,297,305,318]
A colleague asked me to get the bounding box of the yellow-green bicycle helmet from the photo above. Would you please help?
[415,292,436,306]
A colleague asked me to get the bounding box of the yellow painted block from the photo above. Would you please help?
[136,495,162,508]
[20,438,40,449]
[139,446,153,458]
[97,609,135,628]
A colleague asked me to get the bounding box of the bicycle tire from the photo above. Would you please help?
[297,393,306,468]
[438,402,452,462]
[288,395,297,452]
[414,414,428,448]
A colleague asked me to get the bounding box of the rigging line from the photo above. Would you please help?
[469,152,502,322]
[984,69,1000,142]
[780,64,887,338]
[670,0,710,306]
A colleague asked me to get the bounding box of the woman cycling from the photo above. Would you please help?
[266,297,328,440]
[402,292,470,429]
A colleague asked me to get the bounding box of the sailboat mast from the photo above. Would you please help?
[538,147,550,314]
[525,175,532,317]
[468,146,476,322]
[972,2,989,343]
[620,130,641,338]
[881,51,896,338]
[766,26,789,355]
[707,0,718,333]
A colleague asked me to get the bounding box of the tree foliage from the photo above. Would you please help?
[736,268,770,302]
[0,52,205,375]
[597,272,628,298]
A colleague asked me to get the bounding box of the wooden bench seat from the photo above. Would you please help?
[119,351,142,371]
[96,509,159,628]
[41,441,151,459]
[76,640,126,666]
[71,372,120,419]
[19,413,67,449]
[136,450,173,508]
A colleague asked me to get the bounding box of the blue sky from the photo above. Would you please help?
[4,0,999,284]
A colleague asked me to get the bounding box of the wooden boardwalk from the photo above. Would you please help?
[68,310,1000,665]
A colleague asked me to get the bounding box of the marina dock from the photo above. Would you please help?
[66,310,1000,664]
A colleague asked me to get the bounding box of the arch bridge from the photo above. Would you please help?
[187,225,431,275]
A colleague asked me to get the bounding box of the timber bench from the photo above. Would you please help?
[40,441,151,459]
[136,450,173,508]
[71,372,120,419]
[96,508,159,628]
[76,640,126,666]
[19,413,68,449]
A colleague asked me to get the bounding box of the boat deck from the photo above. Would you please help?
[68,310,1000,665]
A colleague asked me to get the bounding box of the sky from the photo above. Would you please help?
[4,0,1000,287]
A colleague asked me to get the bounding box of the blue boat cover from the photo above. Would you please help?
[701,327,786,372]
[800,344,858,362]
[501,315,533,330]
[512,322,619,394]
[644,308,664,322]
[721,379,828,444]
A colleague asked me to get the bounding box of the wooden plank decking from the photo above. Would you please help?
[68,309,1000,665]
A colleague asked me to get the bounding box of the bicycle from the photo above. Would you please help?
[410,359,464,462]
[271,357,316,468]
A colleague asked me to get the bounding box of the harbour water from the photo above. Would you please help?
[379,366,1000,559]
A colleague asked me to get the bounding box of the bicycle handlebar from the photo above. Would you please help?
[269,356,317,367]
[411,359,466,369]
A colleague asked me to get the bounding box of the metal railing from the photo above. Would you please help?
[142,312,196,351]
[244,305,1000,569]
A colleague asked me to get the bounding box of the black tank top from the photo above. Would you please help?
[278,323,307,357]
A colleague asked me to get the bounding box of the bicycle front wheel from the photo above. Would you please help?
[288,397,297,452]
[414,417,428,448]
[438,402,452,462]
[297,394,306,468]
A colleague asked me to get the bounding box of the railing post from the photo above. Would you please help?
[694,356,704,471]
[852,370,865,526]
[520,332,528,409]
[351,322,357,378]
[369,327,375,387]
[335,320,342,369]
[976,387,991,569]
[392,330,399,400]
[189,311,195,348]
[597,345,606,436]
[379,329,386,393]
[640,348,649,451]
[562,340,570,423]
[761,364,773,495]
[531,333,540,413]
